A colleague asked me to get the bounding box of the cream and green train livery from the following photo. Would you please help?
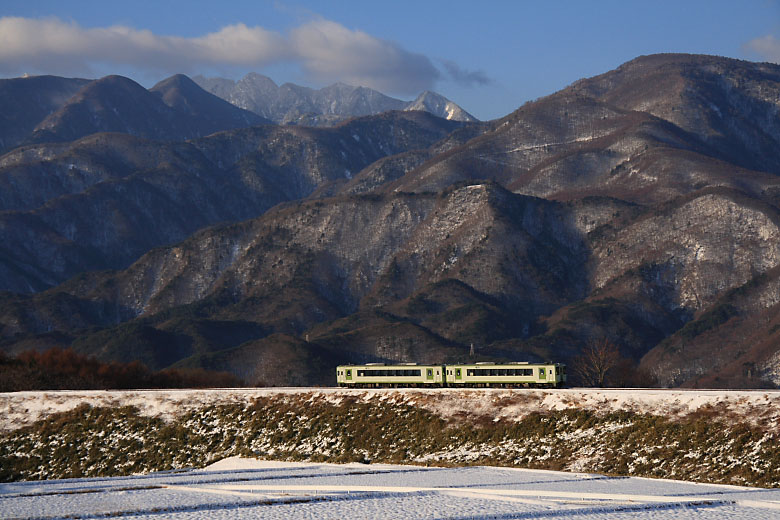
[336,362,566,388]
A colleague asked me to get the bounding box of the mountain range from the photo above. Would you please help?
[193,73,478,125]
[1,54,779,389]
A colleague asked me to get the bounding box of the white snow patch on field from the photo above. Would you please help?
[2,459,780,519]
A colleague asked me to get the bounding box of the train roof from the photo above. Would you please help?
[337,362,565,367]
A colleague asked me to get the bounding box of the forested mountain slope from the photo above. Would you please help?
[1,54,779,388]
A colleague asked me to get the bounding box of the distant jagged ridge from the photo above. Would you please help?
[193,73,479,125]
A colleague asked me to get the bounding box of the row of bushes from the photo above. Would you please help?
[2,395,778,487]
[0,347,243,391]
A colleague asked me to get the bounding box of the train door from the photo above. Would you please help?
[538,367,546,381]
[346,369,352,381]
[426,368,434,381]
[455,367,462,382]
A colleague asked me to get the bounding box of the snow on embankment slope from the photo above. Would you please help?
[2,388,779,486]
[2,387,779,432]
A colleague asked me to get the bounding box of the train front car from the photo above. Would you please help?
[336,363,446,388]
[446,362,566,388]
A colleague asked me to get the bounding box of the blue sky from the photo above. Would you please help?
[1,0,779,120]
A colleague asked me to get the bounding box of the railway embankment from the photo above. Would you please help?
[1,388,779,486]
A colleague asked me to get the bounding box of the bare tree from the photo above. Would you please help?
[574,337,621,387]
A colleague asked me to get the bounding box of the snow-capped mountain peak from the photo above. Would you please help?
[403,90,478,122]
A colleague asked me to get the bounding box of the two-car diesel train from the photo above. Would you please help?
[336,362,566,388]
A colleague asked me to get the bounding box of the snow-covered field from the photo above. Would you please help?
[2,458,780,519]
[3,387,780,432]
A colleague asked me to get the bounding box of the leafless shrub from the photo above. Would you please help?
[573,337,621,387]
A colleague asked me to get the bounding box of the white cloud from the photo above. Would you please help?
[744,34,780,63]
[187,24,289,66]
[289,19,439,94]
[0,16,454,95]
[0,17,286,76]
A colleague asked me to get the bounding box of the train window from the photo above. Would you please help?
[359,369,400,377]
[467,369,474,376]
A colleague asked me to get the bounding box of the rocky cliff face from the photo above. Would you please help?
[1,55,780,388]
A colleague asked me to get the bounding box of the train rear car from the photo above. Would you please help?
[336,363,446,387]
[445,362,566,387]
